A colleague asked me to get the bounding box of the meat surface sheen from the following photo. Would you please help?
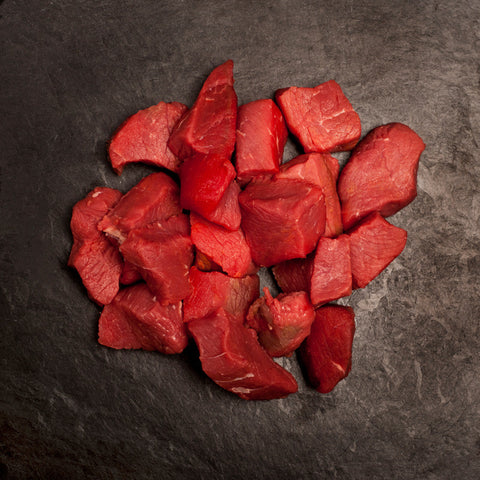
[338,122,425,230]
[275,80,361,153]
[108,101,188,174]
[188,309,298,400]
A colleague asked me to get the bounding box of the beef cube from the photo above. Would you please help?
[272,256,313,294]
[188,309,298,400]
[119,260,142,285]
[275,80,361,153]
[108,101,188,174]
[299,305,355,393]
[338,123,425,230]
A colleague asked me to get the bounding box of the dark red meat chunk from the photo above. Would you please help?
[299,305,355,393]
[338,122,425,230]
[188,309,298,400]
[272,256,312,294]
[275,80,361,153]
[119,260,142,285]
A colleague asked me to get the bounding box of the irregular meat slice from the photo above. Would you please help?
[168,60,237,160]
[348,212,407,289]
[246,288,315,357]
[299,305,355,393]
[239,177,325,267]
[275,80,361,153]
[98,172,181,244]
[68,187,123,305]
[272,256,312,294]
[235,99,288,185]
[108,101,188,174]
[338,122,425,230]
[183,267,259,323]
[119,215,194,304]
[188,308,298,400]
[98,283,188,354]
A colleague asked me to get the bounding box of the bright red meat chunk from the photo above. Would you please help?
[98,283,188,354]
[108,101,188,174]
[338,122,425,230]
[246,288,315,357]
[275,80,361,153]
[235,99,288,185]
[203,179,242,231]
[299,305,355,393]
[348,212,407,289]
[239,177,326,267]
[119,260,142,285]
[188,308,298,400]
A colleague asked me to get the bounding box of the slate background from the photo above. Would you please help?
[1,0,479,479]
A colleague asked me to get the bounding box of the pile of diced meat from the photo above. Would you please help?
[69,60,425,400]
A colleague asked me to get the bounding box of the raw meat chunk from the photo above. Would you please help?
[68,187,123,305]
[348,212,407,289]
[338,122,425,230]
[168,60,237,160]
[194,250,223,273]
[188,309,298,400]
[183,267,259,323]
[119,215,194,304]
[98,283,188,354]
[246,288,315,357]
[239,177,326,267]
[203,179,242,231]
[235,99,288,185]
[272,257,312,294]
[119,260,142,285]
[98,172,181,243]
[108,101,188,174]
[299,305,355,393]
[275,80,361,153]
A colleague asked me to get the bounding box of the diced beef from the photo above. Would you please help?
[188,309,298,400]
[277,153,343,237]
[246,288,315,357]
[348,212,407,289]
[119,260,142,285]
[108,101,188,174]
[68,187,123,305]
[338,122,425,230]
[275,80,361,153]
[272,256,312,294]
[203,180,242,231]
[299,305,355,393]
[235,99,288,185]
[98,172,181,244]
[119,215,194,304]
[194,250,223,273]
[183,267,259,323]
[168,60,237,160]
[239,177,326,267]
[98,283,188,354]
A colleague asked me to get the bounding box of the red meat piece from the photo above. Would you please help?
[246,288,315,357]
[203,180,241,231]
[190,212,256,278]
[98,283,188,354]
[183,267,259,323]
[348,212,407,289]
[272,257,312,294]
[119,260,142,285]
[277,153,343,237]
[108,101,188,174]
[188,309,298,400]
[338,122,425,230]
[239,177,326,267]
[299,305,355,393]
[194,250,223,273]
[235,99,288,185]
[168,60,237,160]
[119,215,194,304]
[68,187,123,305]
[98,172,181,244]
[275,80,361,153]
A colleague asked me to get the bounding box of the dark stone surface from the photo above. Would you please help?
[1,0,479,478]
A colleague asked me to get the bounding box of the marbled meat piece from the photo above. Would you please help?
[275,80,361,153]
[246,288,315,357]
[348,212,407,289]
[119,215,194,304]
[188,308,298,400]
[108,101,188,174]
[98,172,181,244]
[338,122,425,230]
[235,99,288,185]
[299,305,355,393]
[98,283,187,354]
